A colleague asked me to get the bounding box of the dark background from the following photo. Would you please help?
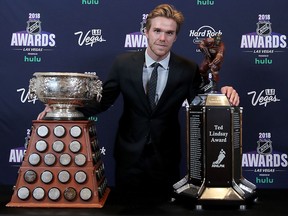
[0,0,287,190]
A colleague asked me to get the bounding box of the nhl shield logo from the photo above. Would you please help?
[140,20,146,35]
[26,20,42,34]
[256,21,272,36]
[257,139,272,155]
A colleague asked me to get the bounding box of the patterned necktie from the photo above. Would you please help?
[148,62,160,109]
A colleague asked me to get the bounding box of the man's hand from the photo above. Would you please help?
[220,86,240,106]
[37,104,52,120]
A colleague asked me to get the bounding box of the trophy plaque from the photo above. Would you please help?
[7,72,110,208]
[173,37,257,208]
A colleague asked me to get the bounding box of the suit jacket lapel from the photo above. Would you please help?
[130,51,152,111]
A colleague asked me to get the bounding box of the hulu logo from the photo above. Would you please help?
[82,0,99,4]
[197,0,214,5]
[88,116,98,122]
[256,176,274,184]
[255,57,272,64]
[24,56,41,62]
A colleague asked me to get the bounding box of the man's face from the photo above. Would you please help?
[145,16,177,61]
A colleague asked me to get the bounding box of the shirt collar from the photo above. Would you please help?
[145,50,170,70]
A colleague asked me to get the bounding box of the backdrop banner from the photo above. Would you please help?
[0,0,287,189]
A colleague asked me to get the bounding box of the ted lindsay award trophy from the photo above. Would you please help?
[173,35,257,208]
[7,72,110,208]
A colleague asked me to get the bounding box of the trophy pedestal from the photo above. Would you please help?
[7,120,110,208]
[174,94,257,208]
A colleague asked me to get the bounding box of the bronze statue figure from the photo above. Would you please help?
[199,34,225,93]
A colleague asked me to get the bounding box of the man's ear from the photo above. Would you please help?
[144,28,148,38]
[174,35,177,42]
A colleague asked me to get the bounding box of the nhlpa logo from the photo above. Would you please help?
[257,139,272,155]
[26,20,41,35]
[256,20,272,36]
[212,149,226,168]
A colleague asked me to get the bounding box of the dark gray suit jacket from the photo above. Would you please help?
[81,50,201,172]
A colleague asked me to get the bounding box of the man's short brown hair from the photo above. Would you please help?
[145,4,184,35]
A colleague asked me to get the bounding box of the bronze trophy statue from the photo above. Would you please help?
[199,34,224,93]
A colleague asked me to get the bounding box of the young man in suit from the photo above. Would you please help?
[38,4,239,204]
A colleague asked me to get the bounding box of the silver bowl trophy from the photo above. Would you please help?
[29,72,102,120]
[7,72,110,208]
[173,35,257,209]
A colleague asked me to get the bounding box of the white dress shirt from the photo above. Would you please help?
[143,51,170,104]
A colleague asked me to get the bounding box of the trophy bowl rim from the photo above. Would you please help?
[33,72,98,78]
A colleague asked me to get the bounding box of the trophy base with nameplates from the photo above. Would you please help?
[7,120,110,208]
[173,93,257,208]
[7,72,110,208]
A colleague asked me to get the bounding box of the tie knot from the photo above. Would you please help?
[152,62,161,69]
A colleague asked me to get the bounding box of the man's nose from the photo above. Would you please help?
[159,32,166,41]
